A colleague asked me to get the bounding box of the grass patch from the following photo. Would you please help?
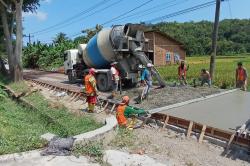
[109,128,136,148]
[157,54,250,91]
[73,141,104,164]
[0,78,102,155]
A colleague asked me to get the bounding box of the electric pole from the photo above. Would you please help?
[209,0,221,80]
[23,33,34,44]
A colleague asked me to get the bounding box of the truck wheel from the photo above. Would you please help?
[97,74,110,91]
[68,70,76,83]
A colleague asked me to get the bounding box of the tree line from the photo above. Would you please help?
[22,25,102,70]
[152,19,250,56]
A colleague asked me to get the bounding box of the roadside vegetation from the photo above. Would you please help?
[154,19,250,56]
[22,25,102,70]
[73,141,105,164]
[110,128,136,148]
[157,55,250,90]
[0,77,101,155]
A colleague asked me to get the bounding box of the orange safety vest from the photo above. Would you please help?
[178,65,187,78]
[116,104,127,126]
[237,68,246,81]
[84,74,96,96]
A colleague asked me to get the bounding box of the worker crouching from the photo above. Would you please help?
[116,96,147,128]
[116,96,130,127]
[84,68,99,113]
[200,69,211,87]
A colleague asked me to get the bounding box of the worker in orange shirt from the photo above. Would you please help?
[178,61,189,85]
[84,68,99,112]
[116,96,146,127]
[235,62,248,91]
[116,96,130,127]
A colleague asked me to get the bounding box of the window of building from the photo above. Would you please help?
[174,52,180,63]
[165,52,171,62]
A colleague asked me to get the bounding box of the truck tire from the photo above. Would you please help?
[97,74,110,92]
[68,70,77,83]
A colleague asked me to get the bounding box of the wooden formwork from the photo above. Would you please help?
[151,113,250,149]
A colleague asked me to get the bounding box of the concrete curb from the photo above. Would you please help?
[41,115,118,144]
[73,115,117,144]
[148,89,238,114]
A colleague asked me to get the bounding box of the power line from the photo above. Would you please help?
[227,0,233,19]
[30,0,112,35]
[35,0,124,36]
[100,0,154,26]
[145,0,217,23]
[68,0,155,38]
[111,0,187,24]
[41,0,225,43]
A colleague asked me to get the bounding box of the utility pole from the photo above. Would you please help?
[23,33,34,44]
[209,0,221,80]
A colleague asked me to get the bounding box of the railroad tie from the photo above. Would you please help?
[226,133,236,152]
[70,93,78,101]
[186,121,194,138]
[110,104,117,113]
[101,102,109,113]
[73,94,81,102]
[161,115,169,131]
[198,125,207,143]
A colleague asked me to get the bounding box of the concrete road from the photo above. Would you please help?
[160,90,250,131]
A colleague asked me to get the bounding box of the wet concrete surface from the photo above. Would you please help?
[159,90,250,131]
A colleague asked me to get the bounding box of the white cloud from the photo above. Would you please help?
[23,11,48,21]
[43,0,52,4]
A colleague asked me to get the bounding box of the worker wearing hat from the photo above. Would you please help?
[236,62,248,91]
[110,61,120,98]
[116,96,147,127]
[116,96,130,127]
[84,68,99,112]
[140,63,154,100]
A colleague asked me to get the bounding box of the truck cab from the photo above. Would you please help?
[63,49,79,82]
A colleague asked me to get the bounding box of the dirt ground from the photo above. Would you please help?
[106,127,250,166]
[29,82,250,166]
[114,85,222,110]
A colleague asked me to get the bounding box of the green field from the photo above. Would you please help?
[0,80,101,155]
[157,55,250,90]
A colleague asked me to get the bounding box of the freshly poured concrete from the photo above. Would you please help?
[160,90,250,131]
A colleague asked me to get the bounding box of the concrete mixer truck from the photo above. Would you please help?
[64,24,165,91]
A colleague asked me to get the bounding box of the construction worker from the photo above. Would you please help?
[141,63,154,100]
[116,96,146,127]
[84,68,99,113]
[116,96,130,127]
[200,69,211,87]
[110,61,120,99]
[235,62,248,91]
[178,61,189,85]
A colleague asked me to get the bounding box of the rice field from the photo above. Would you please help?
[157,55,250,90]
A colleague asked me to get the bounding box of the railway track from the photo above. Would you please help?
[23,73,250,151]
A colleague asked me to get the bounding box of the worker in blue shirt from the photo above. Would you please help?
[141,63,154,100]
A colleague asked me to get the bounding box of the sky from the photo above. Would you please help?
[23,0,250,44]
